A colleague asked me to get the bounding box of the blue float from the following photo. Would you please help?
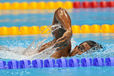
[0,57,114,69]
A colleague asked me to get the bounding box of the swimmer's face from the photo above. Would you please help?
[73,42,91,55]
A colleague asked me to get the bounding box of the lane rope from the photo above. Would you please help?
[0,1,114,10]
[0,24,113,35]
[0,57,114,69]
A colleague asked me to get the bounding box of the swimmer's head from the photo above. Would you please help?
[72,40,103,55]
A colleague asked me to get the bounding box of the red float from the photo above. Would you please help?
[82,1,90,8]
[73,1,113,9]
[73,1,80,8]
[107,1,114,7]
[90,1,98,8]
[100,1,107,8]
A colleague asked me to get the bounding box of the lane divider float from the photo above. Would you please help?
[0,1,114,10]
[0,57,114,69]
[0,24,113,35]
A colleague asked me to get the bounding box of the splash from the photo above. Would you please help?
[51,24,62,33]
[0,24,63,60]
[41,24,62,34]
[0,38,114,60]
[0,39,57,60]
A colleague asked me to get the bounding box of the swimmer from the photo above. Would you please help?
[35,8,103,58]
[70,40,103,56]
[38,8,72,58]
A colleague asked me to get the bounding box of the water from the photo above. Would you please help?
[0,34,113,60]
[0,8,114,27]
[0,24,63,60]
[0,38,57,60]
[0,67,114,76]
[0,2,114,76]
[0,33,113,76]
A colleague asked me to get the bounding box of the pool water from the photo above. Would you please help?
[0,67,114,76]
[0,2,114,76]
[0,34,114,58]
[0,8,114,27]
[0,35,113,76]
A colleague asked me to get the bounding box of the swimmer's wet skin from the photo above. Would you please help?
[38,8,72,58]
[70,40,103,56]
[37,8,103,59]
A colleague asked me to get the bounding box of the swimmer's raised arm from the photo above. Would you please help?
[37,8,72,58]
[52,8,72,48]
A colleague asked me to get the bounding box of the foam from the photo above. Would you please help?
[0,24,63,60]
[0,39,57,60]
[0,40,114,60]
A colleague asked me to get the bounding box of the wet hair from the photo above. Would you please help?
[82,40,103,50]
